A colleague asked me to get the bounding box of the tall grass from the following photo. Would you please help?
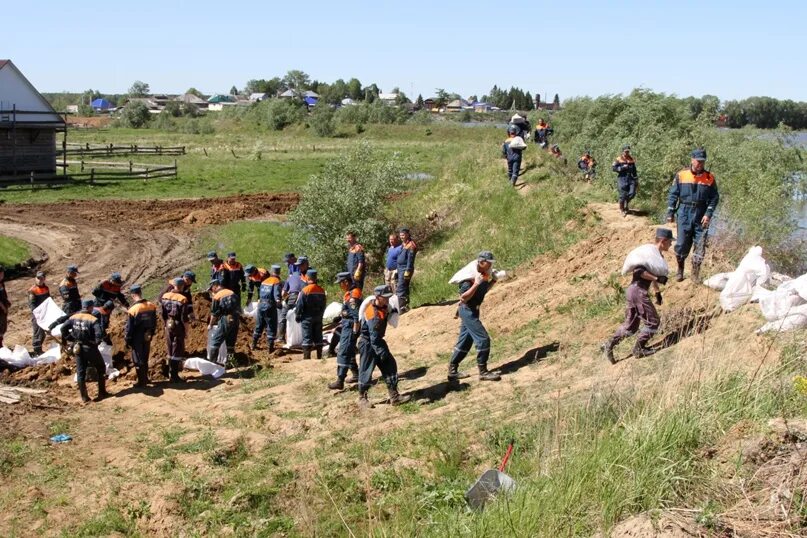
[0,236,31,267]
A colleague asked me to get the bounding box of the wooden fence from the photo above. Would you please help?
[0,160,177,188]
[60,143,186,157]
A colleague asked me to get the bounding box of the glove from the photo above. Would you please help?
[655,292,663,306]
[403,271,412,280]
[666,212,674,223]
[657,275,668,285]
[353,271,362,281]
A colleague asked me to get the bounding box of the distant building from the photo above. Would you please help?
[249,92,268,102]
[0,60,66,177]
[378,92,399,105]
[279,89,320,99]
[445,99,470,112]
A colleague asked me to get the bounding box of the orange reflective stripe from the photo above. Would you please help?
[128,301,157,316]
[70,312,97,322]
[350,288,362,299]
[213,289,235,300]
[29,285,49,294]
[677,169,715,186]
[162,292,188,304]
[303,284,325,295]
[261,276,281,286]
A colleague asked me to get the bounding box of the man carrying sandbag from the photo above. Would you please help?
[666,148,720,283]
[253,265,282,353]
[447,251,501,382]
[503,125,526,186]
[602,229,672,363]
[328,272,362,390]
[28,271,51,356]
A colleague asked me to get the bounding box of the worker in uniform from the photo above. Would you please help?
[328,272,362,390]
[534,118,550,147]
[447,251,501,382]
[666,148,720,283]
[0,266,9,349]
[384,233,402,294]
[612,145,639,216]
[92,300,115,345]
[28,271,51,356]
[253,265,282,352]
[208,278,241,367]
[222,252,246,304]
[284,253,299,276]
[59,265,82,316]
[357,285,410,409]
[208,252,225,282]
[279,256,309,342]
[601,229,672,363]
[502,125,525,185]
[577,150,597,180]
[61,298,108,403]
[244,264,269,304]
[125,284,157,388]
[345,232,366,291]
[160,279,192,383]
[295,269,326,360]
[396,228,417,313]
[92,272,129,307]
[159,271,196,304]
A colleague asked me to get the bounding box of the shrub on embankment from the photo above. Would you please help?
[546,90,805,268]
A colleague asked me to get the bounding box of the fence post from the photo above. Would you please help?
[90,168,95,184]
[129,160,133,174]
[30,171,34,186]
[80,160,85,172]
[174,159,177,179]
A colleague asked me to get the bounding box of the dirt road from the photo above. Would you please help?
[0,193,298,347]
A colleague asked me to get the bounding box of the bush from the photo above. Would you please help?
[163,101,182,117]
[152,112,177,131]
[179,117,215,135]
[408,110,432,125]
[119,101,151,128]
[310,104,336,137]
[264,98,306,131]
[289,143,408,278]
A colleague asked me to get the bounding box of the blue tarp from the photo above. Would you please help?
[90,98,112,110]
[304,96,318,106]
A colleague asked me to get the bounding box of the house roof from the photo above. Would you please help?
[378,93,398,101]
[0,59,64,126]
[249,92,268,100]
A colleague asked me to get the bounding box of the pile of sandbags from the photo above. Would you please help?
[756,274,807,334]
[717,247,771,312]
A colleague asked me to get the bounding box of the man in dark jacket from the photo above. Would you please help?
[396,228,417,313]
[28,271,51,356]
[612,145,639,216]
[295,269,327,360]
[125,284,157,388]
[61,298,108,403]
[328,272,362,390]
[93,272,129,307]
[208,278,241,367]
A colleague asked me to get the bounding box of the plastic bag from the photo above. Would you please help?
[50,323,65,338]
[243,301,259,319]
[358,296,400,329]
[32,298,66,332]
[449,260,506,285]
[779,273,807,301]
[756,304,807,333]
[759,288,806,321]
[720,247,771,312]
[184,357,226,379]
[1,345,34,368]
[703,272,732,291]
[218,342,227,365]
[323,302,343,324]
[508,136,527,150]
[34,344,61,365]
[284,310,303,348]
[621,244,669,277]
[97,342,120,379]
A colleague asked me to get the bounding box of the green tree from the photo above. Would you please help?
[289,143,407,277]
[434,88,449,108]
[128,80,150,97]
[553,93,560,109]
[120,101,151,128]
[163,100,182,117]
[283,70,312,97]
[347,78,363,100]
[230,85,239,96]
[310,103,336,137]
[264,98,306,130]
[185,87,204,98]
[415,94,425,110]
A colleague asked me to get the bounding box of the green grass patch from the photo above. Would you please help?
[0,236,31,268]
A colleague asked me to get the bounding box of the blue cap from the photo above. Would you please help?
[82,298,95,309]
[130,283,143,294]
[110,272,123,283]
[227,251,236,258]
[208,278,223,289]
[103,300,115,311]
[207,251,218,260]
[335,271,351,283]
[691,148,707,161]
[36,271,46,278]
[477,250,496,263]
[67,264,79,273]
[183,271,196,282]
[306,269,318,279]
[244,264,256,275]
[373,285,393,298]
[296,256,309,265]
[271,264,281,273]
[283,252,295,262]
[172,277,184,287]
[656,228,674,240]
[622,144,631,151]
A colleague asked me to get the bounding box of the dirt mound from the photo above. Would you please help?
[65,116,113,128]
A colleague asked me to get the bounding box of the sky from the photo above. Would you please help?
[5,0,806,101]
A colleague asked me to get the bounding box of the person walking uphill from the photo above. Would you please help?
[208,278,241,367]
[667,148,720,283]
[328,272,362,390]
[345,232,366,291]
[0,266,9,349]
[502,125,526,186]
[28,271,50,356]
[125,284,157,388]
[160,280,192,383]
[295,269,327,360]
[384,234,402,294]
[396,228,417,313]
[253,265,282,353]
[612,145,639,216]
[61,299,108,403]
[601,228,672,363]
[357,285,411,409]
[448,251,501,382]
[93,272,129,308]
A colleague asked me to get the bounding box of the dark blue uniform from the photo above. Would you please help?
[336,287,362,380]
[396,239,417,309]
[28,283,50,354]
[222,261,246,301]
[125,300,158,385]
[92,280,129,308]
[450,276,494,368]
[254,275,282,349]
[357,302,399,393]
[612,155,638,207]
[295,282,327,355]
[502,138,524,185]
[59,276,81,315]
[61,311,106,399]
[208,288,241,364]
[280,272,306,341]
[346,244,366,290]
[667,168,719,266]
[160,291,192,382]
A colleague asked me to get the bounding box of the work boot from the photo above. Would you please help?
[676,257,685,282]
[632,343,656,358]
[447,363,470,381]
[358,391,372,410]
[96,378,109,402]
[346,369,359,384]
[169,361,185,383]
[77,381,91,403]
[691,262,702,283]
[316,348,323,361]
[33,346,43,357]
[478,365,501,381]
[135,366,148,388]
[303,349,311,360]
[328,378,345,390]
[268,341,275,354]
[388,386,412,406]
[250,337,259,351]
[618,200,626,215]
[601,337,617,365]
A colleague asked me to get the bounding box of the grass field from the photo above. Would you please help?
[0,236,30,268]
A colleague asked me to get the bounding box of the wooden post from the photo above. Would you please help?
[30,171,34,186]
[182,146,186,155]
[80,160,85,172]
[203,147,208,157]
[90,168,95,184]
[230,148,237,158]
[174,159,177,179]
[129,160,133,174]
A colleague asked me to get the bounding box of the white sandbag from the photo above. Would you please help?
[778,274,807,301]
[750,285,772,303]
[508,136,527,150]
[323,301,343,324]
[50,323,65,338]
[284,310,303,348]
[97,342,120,379]
[184,357,226,379]
[34,344,61,365]
[720,247,771,312]
[32,297,66,332]
[217,342,227,365]
[449,260,479,284]
[0,346,11,361]
[4,345,34,368]
[357,296,400,329]
[243,301,259,319]
[756,306,807,333]
[621,244,669,277]
[759,289,807,321]
[703,272,732,291]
